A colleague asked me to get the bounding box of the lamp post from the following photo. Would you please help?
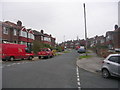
[83,3,88,56]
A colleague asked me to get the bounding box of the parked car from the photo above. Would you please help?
[75,46,80,50]
[1,43,34,61]
[37,48,54,59]
[77,47,86,53]
[101,54,120,78]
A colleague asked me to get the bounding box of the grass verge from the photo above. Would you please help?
[79,55,92,59]
[63,51,70,53]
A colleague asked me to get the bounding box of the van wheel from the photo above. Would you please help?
[102,69,110,78]
[39,56,41,59]
[28,56,33,60]
[9,57,14,61]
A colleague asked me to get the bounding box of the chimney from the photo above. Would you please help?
[114,24,118,30]
[17,20,22,27]
[41,30,44,34]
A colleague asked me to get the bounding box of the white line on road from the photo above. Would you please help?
[6,65,11,67]
[11,63,16,65]
[76,66,81,90]
[16,63,20,64]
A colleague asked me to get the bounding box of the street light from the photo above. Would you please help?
[83,3,88,56]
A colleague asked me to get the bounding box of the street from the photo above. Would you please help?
[2,50,79,88]
[2,50,120,89]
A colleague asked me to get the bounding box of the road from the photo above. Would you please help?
[2,50,120,89]
[2,50,79,88]
[79,68,120,89]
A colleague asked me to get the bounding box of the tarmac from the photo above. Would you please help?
[76,50,104,74]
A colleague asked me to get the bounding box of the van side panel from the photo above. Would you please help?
[2,44,26,60]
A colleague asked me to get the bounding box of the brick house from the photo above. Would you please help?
[94,35,106,46]
[87,35,106,48]
[1,21,35,49]
[33,30,56,47]
[1,20,56,49]
[113,27,120,49]
[105,31,114,49]
[87,37,95,47]
[2,21,21,44]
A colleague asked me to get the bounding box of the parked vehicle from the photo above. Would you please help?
[38,48,54,59]
[77,47,86,53]
[75,46,80,50]
[101,54,120,78]
[1,43,34,61]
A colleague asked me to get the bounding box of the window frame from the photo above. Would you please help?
[108,56,120,64]
[3,27,8,34]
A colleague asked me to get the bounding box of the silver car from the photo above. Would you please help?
[101,54,120,78]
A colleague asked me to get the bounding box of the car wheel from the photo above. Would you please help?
[39,56,41,59]
[9,56,14,61]
[102,69,110,78]
[47,55,50,59]
[28,56,33,60]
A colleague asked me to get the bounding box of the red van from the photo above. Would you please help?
[1,43,34,61]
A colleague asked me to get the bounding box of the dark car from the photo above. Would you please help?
[77,48,86,53]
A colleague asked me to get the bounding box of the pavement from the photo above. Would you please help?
[76,51,104,74]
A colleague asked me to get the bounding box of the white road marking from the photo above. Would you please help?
[6,65,11,67]
[78,87,81,89]
[77,78,80,81]
[76,66,81,90]
[16,63,20,64]
[77,82,80,86]
[11,63,16,65]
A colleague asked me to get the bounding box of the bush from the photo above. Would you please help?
[32,40,55,54]
[55,46,63,52]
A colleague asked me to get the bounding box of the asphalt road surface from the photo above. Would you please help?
[2,50,120,89]
[78,68,120,89]
[2,50,79,88]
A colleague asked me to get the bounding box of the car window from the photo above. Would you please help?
[108,56,120,64]
[46,49,49,51]
[25,48,31,53]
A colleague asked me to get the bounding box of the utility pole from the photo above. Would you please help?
[63,35,65,49]
[83,3,88,56]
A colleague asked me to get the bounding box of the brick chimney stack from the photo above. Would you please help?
[41,30,44,34]
[114,24,118,30]
[17,20,22,27]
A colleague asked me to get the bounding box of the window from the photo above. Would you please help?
[31,34,34,40]
[19,30,27,38]
[13,29,17,36]
[28,33,35,40]
[108,56,120,64]
[3,27,8,34]
[44,37,50,42]
[25,48,31,53]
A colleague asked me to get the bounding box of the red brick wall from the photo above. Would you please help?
[114,28,120,48]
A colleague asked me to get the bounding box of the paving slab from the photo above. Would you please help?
[77,51,104,74]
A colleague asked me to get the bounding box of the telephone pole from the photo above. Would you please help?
[83,3,88,56]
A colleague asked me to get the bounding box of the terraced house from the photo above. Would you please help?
[0,20,56,49]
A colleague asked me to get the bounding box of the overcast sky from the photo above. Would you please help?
[0,0,119,43]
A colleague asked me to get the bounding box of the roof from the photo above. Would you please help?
[114,27,120,32]
[3,21,21,29]
[108,54,120,57]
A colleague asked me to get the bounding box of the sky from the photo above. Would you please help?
[0,0,119,43]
